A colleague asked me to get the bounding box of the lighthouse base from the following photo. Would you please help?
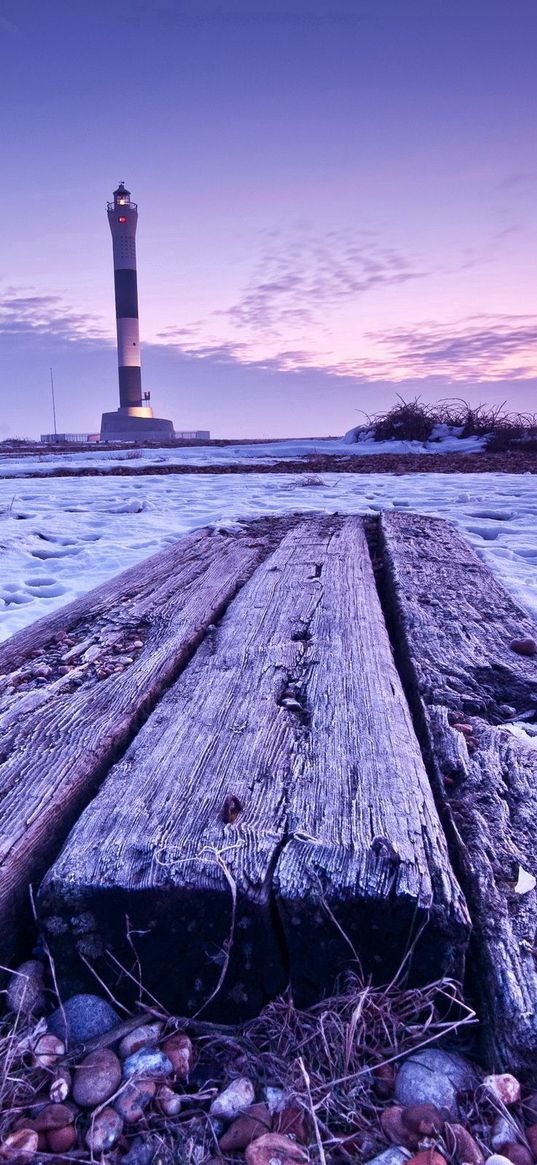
[100,410,175,444]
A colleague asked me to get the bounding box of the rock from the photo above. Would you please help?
[274,1105,309,1143]
[364,1151,411,1165]
[525,1128,537,1159]
[115,1078,156,1124]
[245,1133,309,1165]
[34,1104,76,1132]
[219,1105,272,1151]
[210,1077,256,1122]
[402,1104,445,1136]
[0,1129,39,1160]
[49,1068,72,1104]
[85,1107,123,1152]
[123,1048,173,1080]
[121,1135,159,1165]
[500,1148,533,1165]
[118,1022,162,1060]
[406,1154,447,1165]
[264,1088,286,1114]
[72,1048,122,1107]
[162,1033,194,1079]
[394,1050,481,1116]
[510,638,537,657]
[156,1085,183,1117]
[32,1033,65,1068]
[445,1123,485,1165]
[46,1125,77,1153]
[48,993,119,1046]
[484,1076,521,1106]
[381,1107,419,1150]
[486,1156,516,1165]
[6,961,45,1017]
[492,1116,521,1152]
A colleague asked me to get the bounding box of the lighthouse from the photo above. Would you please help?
[100,182,174,442]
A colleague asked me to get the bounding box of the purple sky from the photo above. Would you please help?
[1,0,536,438]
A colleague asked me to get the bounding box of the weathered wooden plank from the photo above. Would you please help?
[379,511,537,1074]
[0,522,277,965]
[274,518,470,1001]
[39,516,469,1020]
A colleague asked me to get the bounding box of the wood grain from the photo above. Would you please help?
[0,523,274,965]
[380,510,537,1073]
[40,516,469,1019]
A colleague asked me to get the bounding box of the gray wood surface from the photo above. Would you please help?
[0,523,273,965]
[39,516,469,1020]
[380,510,537,1073]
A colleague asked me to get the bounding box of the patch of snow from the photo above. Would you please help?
[0,469,537,642]
[0,431,487,479]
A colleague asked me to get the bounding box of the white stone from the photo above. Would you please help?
[210,1077,256,1121]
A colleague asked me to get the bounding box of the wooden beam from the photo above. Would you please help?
[380,511,537,1074]
[0,522,276,965]
[39,516,469,1019]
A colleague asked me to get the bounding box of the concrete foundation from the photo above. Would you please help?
[100,411,175,443]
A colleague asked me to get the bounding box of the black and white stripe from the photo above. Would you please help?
[107,184,143,412]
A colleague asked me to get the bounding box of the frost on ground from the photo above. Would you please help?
[1,470,537,642]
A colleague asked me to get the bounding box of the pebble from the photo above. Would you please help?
[34,1104,75,1132]
[486,1156,516,1165]
[162,1032,194,1079]
[115,1078,157,1124]
[219,1104,272,1152]
[47,1125,77,1153]
[510,638,537,657]
[401,1103,445,1136]
[492,1116,521,1152]
[446,1124,485,1165]
[32,1033,65,1068]
[123,1048,173,1080]
[274,1105,309,1143]
[85,1106,123,1153]
[210,1077,256,1121]
[381,1107,419,1150]
[48,993,119,1045]
[122,1136,159,1165]
[245,1133,308,1165]
[500,1146,534,1165]
[72,1048,122,1107]
[49,1068,72,1104]
[373,1063,397,1098]
[0,1128,39,1160]
[407,1154,446,1165]
[118,1022,162,1059]
[6,961,45,1017]
[394,1050,481,1115]
[483,1074,521,1106]
[156,1084,183,1117]
[365,1152,411,1165]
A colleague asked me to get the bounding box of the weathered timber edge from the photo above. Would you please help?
[38,516,469,1019]
[0,518,293,966]
[379,511,537,1075]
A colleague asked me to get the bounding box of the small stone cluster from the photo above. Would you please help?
[4,620,145,704]
[4,966,537,1165]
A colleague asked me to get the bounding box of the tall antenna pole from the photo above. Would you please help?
[50,367,58,439]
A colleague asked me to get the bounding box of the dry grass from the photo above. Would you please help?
[0,962,477,1164]
[360,395,537,449]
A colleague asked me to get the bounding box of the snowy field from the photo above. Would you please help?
[1,469,536,642]
[0,430,486,477]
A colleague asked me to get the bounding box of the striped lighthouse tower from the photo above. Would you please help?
[100,182,174,442]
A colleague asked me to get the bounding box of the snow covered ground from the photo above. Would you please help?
[1,469,536,642]
[0,430,486,477]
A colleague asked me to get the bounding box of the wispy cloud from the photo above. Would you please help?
[0,287,109,345]
[328,314,537,381]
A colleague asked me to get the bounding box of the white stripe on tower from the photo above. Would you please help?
[107,182,142,412]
